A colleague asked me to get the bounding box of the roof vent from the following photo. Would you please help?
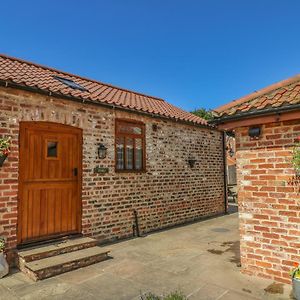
[54,76,88,92]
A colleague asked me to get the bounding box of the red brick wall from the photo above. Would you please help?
[236,120,300,284]
[0,87,225,257]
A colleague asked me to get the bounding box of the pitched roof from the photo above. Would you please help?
[0,54,208,127]
[214,75,300,119]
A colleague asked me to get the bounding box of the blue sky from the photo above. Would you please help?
[1,0,300,111]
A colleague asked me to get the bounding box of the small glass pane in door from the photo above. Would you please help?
[47,141,58,157]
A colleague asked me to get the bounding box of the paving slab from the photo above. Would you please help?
[0,210,292,299]
[0,270,33,290]
[0,284,19,300]
[11,277,62,299]
[187,283,228,300]
[55,264,102,284]
[43,286,96,300]
[218,290,260,300]
[81,273,147,300]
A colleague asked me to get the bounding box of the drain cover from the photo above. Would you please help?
[211,228,229,232]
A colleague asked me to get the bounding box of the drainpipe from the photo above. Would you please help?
[133,209,140,237]
[222,131,228,214]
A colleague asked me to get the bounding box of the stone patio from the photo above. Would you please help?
[0,207,292,299]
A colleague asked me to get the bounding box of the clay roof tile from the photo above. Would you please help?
[0,54,209,127]
[215,75,300,117]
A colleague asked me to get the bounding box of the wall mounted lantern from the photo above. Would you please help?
[248,126,261,139]
[98,143,107,159]
[188,158,196,168]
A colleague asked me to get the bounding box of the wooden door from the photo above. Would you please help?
[18,122,82,245]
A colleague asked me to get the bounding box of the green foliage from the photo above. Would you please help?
[141,293,160,300]
[295,269,300,279]
[290,263,300,279]
[292,142,300,173]
[140,291,187,300]
[0,137,11,157]
[0,237,5,252]
[163,291,187,300]
[190,108,213,121]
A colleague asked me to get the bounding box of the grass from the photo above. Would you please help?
[140,291,187,300]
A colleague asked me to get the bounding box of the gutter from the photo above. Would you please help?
[222,132,228,214]
[0,80,220,132]
[211,104,300,125]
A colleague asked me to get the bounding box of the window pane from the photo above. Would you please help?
[47,141,58,157]
[115,120,145,172]
[116,137,124,170]
[135,138,143,170]
[132,126,142,134]
[126,138,134,170]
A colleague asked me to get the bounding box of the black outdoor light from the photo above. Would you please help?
[188,158,197,168]
[248,126,261,139]
[98,143,107,159]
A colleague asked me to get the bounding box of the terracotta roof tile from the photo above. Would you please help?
[215,75,300,118]
[0,54,209,127]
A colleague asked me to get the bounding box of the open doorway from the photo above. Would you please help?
[226,131,238,214]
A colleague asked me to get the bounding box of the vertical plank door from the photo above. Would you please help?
[18,122,82,245]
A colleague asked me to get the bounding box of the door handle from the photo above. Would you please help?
[73,168,78,176]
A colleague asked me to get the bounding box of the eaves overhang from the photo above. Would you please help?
[211,103,300,126]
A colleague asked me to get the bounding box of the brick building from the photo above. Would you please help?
[214,75,300,284]
[0,54,226,266]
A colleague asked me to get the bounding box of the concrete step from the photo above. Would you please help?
[18,237,98,262]
[20,246,110,281]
